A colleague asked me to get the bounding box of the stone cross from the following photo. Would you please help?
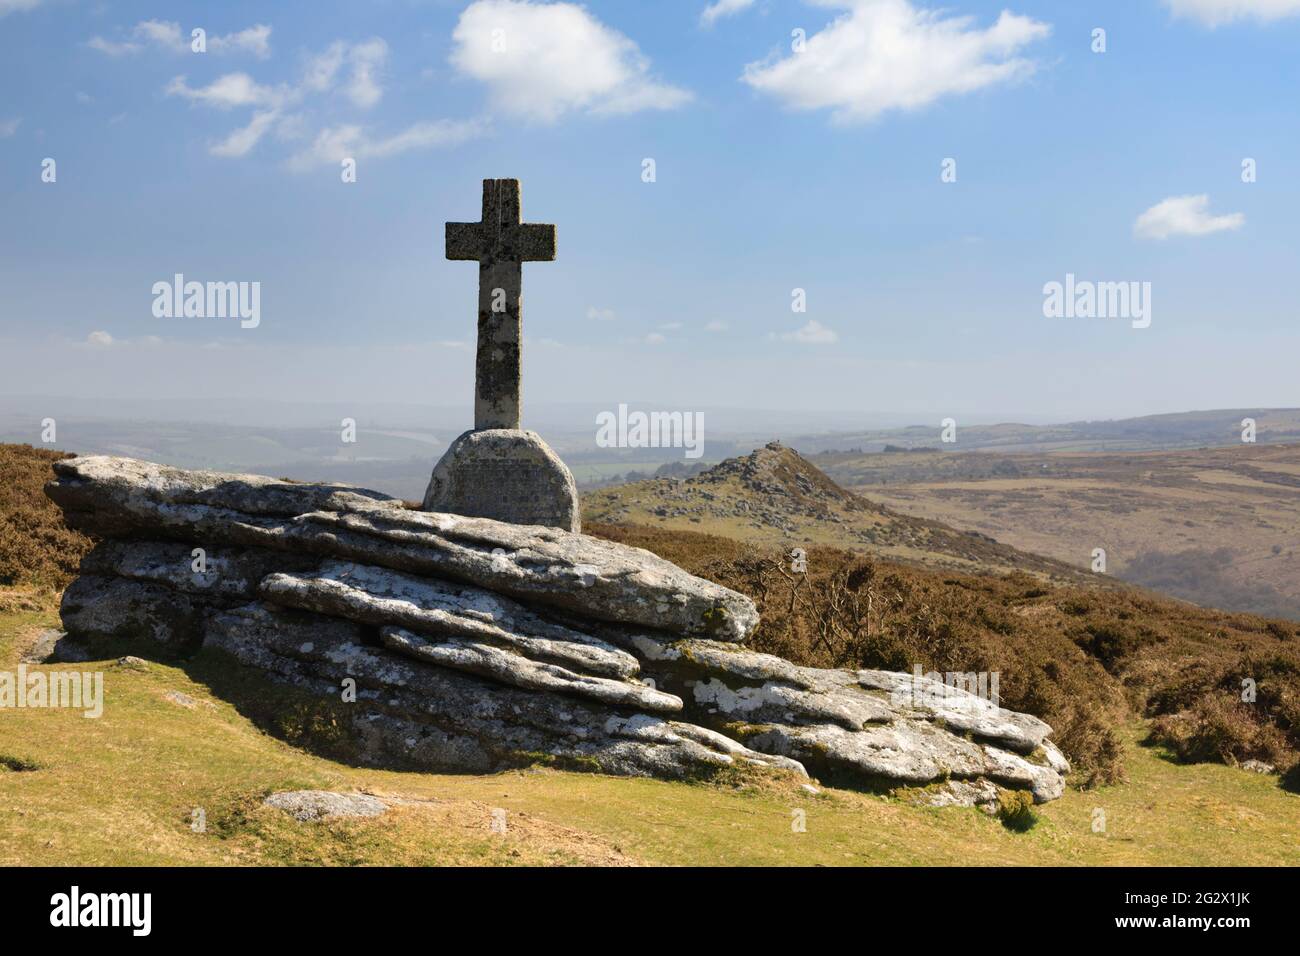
[425,177,578,532]
[446,178,556,431]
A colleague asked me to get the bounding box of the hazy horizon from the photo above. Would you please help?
[3,392,1298,435]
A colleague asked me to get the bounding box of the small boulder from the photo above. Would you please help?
[263,790,389,821]
[1239,759,1275,775]
[20,629,66,664]
[163,690,213,710]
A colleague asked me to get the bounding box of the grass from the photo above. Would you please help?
[2,603,1297,866]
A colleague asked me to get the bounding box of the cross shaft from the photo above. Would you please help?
[446,179,556,430]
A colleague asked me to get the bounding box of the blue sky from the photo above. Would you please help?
[1,0,1297,424]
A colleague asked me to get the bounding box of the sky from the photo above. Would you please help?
[1,0,1298,427]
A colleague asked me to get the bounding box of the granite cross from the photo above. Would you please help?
[446,178,556,431]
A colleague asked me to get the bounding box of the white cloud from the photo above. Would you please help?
[88,20,272,57]
[450,0,691,122]
[1164,0,1300,25]
[286,118,488,171]
[272,113,308,141]
[302,43,347,93]
[345,38,388,108]
[742,0,1050,124]
[210,110,281,157]
[0,0,44,17]
[166,73,286,110]
[586,307,617,321]
[777,319,839,344]
[86,330,114,348]
[286,127,360,169]
[701,0,757,26]
[166,72,297,158]
[209,24,273,58]
[363,119,486,157]
[300,39,389,108]
[87,36,140,56]
[0,118,20,138]
[134,19,185,50]
[170,40,384,114]
[705,320,729,332]
[162,37,472,169]
[644,332,667,345]
[1133,194,1245,240]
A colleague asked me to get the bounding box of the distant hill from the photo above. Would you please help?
[787,408,1300,456]
[584,441,1102,584]
[818,442,1300,621]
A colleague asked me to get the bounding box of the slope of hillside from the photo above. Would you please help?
[584,442,1100,583]
[817,443,1300,620]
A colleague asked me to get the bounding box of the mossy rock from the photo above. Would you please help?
[995,788,1038,832]
[700,607,731,636]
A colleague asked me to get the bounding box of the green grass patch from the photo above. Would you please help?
[0,753,44,772]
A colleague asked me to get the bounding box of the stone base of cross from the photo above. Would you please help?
[421,179,580,532]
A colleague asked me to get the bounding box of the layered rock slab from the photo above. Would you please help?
[45,454,1071,804]
[592,630,1069,802]
[206,602,797,779]
[49,455,757,641]
[259,561,637,675]
[379,627,680,714]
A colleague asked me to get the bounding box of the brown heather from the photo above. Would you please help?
[0,444,93,589]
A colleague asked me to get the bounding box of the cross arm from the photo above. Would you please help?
[446,222,484,261]
[515,223,556,262]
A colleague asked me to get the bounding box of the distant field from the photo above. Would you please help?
[819,443,1300,620]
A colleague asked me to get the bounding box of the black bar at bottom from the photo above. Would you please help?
[0,866,1285,941]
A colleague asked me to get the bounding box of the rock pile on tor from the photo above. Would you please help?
[46,455,1068,805]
